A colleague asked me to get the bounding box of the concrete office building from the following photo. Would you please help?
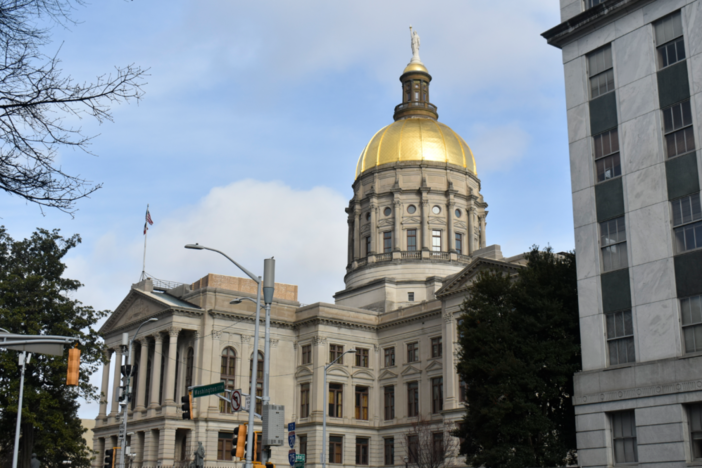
[544,0,702,466]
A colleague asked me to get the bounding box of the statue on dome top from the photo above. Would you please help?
[410,26,421,63]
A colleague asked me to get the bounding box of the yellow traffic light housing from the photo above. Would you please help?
[66,346,80,386]
[181,391,193,419]
[232,424,247,458]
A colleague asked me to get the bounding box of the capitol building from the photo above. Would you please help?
[91,38,524,468]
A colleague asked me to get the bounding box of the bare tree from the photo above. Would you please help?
[404,418,461,468]
[0,0,147,215]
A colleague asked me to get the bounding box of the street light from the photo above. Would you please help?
[404,456,409,468]
[118,317,158,468]
[322,348,356,468]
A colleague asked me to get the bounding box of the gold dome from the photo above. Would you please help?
[403,61,428,74]
[355,118,477,179]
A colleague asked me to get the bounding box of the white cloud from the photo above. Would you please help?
[468,123,531,173]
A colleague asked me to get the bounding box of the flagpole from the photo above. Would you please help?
[141,204,149,281]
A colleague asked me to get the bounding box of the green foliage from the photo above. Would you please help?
[0,227,108,468]
[455,246,581,468]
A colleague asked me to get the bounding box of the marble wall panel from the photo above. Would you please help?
[573,187,597,228]
[578,276,601,319]
[575,223,599,280]
[637,423,684,444]
[563,41,579,65]
[561,0,581,22]
[636,404,684,426]
[694,94,702,155]
[577,429,607,449]
[615,7,645,39]
[637,442,686,463]
[576,447,609,467]
[631,258,677,305]
[685,0,702,57]
[621,111,664,173]
[568,102,590,143]
[570,138,594,193]
[618,75,659,123]
[635,299,679,362]
[579,22,616,57]
[576,411,608,432]
[628,201,672,266]
[625,163,667,212]
[565,57,586,110]
[643,0,692,25]
[690,53,702,96]
[580,313,607,371]
[614,26,656,88]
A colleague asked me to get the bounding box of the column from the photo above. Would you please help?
[158,427,176,465]
[149,334,163,409]
[421,197,429,251]
[393,198,402,251]
[165,328,180,405]
[99,349,112,418]
[443,312,457,410]
[136,339,149,412]
[479,215,487,248]
[93,438,105,468]
[447,200,455,253]
[467,208,475,254]
[347,216,354,264]
[144,429,157,463]
[369,199,377,254]
[132,431,144,464]
[353,206,361,260]
[110,347,122,415]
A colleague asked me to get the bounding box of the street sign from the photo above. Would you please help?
[288,432,295,449]
[288,422,295,432]
[288,450,296,466]
[231,389,242,412]
[192,382,225,398]
[294,454,305,468]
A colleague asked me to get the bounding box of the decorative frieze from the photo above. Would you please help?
[575,378,702,406]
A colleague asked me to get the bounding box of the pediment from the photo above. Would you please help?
[400,365,421,376]
[295,366,313,378]
[379,369,398,380]
[425,360,443,373]
[352,369,374,380]
[327,365,350,378]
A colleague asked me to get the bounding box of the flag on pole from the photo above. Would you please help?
[144,205,154,235]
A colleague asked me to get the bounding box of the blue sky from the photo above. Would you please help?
[2,1,569,416]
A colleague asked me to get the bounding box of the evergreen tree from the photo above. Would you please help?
[0,227,108,468]
[455,247,581,468]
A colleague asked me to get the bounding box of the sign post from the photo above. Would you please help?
[231,389,243,412]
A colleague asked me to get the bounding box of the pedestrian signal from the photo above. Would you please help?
[66,346,80,386]
[181,391,193,420]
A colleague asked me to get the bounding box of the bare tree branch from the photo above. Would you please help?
[404,418,462,468]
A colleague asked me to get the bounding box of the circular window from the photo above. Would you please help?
[384,207,392,216]
[407,205,416,214]
[432,205,441,215]
[455,209,461,218]
[366,212,371,221]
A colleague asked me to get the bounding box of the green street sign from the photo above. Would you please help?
[294,454,305,468]
[191,382,225,398]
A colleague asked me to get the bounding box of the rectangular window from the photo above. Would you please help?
[300,383,310,418]
[299,435,308,457]
[356,438,369,465]
[673,193,702,253]
[408,291,415,301]
[432,230,441,252]
[329,344,344,364]
[689,404,702,459]
[606,310,635,365]
[585,0,606,9]
[681,295,702,353]
[407,435,419,463]
[432,433,444,459]
[593,128,621,182]
[459,378,468,402]
[366,236,371,256]
[407,229,417,251]
[457,318,464,340]
[384,438,395,466]
[663,100,695,159]
[407,342,419,362]
[655,11,685,69]
[408,381,419,417]
[611,411,638,463]
[384,347,395,367]
[355,386,369,420]
[384,231,392,253]
[431,336,442,358]
[217,432,233,461]
[588,45,614,99]
[329,383,343,418]
[355,348,369,367]
[301,344,311,365]
[432,377,444,413]
[455,233,462,253]
[384,385,395,420]
[600,217,628,272]
[329,436,343,464]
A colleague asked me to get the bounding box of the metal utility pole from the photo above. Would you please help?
[12,351,29,468]
[261,258,275,464]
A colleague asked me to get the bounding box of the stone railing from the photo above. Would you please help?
[375,253,392,262]
[401,251,421,259]
[430,251,450,260]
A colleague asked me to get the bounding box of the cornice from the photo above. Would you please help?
[294,316,377,331]
[102,307,203,339]
[575,377,702,406]
[208,309,295,330]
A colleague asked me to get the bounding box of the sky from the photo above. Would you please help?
[2,0,570,417]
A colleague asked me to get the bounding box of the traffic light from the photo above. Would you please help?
[181,391,193,420]
[231,424,247,459]
[66,346,80,386]
[254,431,262,463]
[265,462,275,468]
[104,447,119,468]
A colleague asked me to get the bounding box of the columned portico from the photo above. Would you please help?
[110,347,122,416]
[149,333,163,410]
[165,328,180,407]
[136,338,149,412]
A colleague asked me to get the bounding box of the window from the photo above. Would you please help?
[355,386,369,420]
[455,209,461,218]
[144,358,152,406]
[655,11,685,69]
[600,217,628,271]
[329,436,343,464]
[611,411,638,463]
[432,433,444,460]
[459,378,468,402]
[455,233,462,253]
[356,438,369,465]
[431,337,442,358]
[299,435,308,457]
[384,231,392,253]
[407,435,419,463]
[301,344,311,364]
[408,381,419,417]
[384,385,395,420]
[673,194,702,253]
[457,318,464,340]
[366,236,371,256]
[300,383,310,418]
[384,347,395,367]
[249,351,264,414]
[585,0,606,9]
[593,128,621,182]
[408,292,415,302]
[329,383,343,417]
[689,404,702,459]
[432,205,441,214]
[220,347,236,413]
[384,438,395,466]
[407,342,419,362]
[407,205,416,214]
[330,344,344,363]
[384,207,392,216]
[407,229,417,251]
[217,432,233,460]
[606,310,635,365]
[588,45,614,98]
[355,348,369,367]
[432,230,441,251]
[432,377,443,413]
[663,100,695,158]
[682,295,702,353]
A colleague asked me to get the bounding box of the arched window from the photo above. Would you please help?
[250,351,264,414]
[185,347,194,394]
[220,347,236,413]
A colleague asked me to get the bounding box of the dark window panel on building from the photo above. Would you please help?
[600,217,628,272]
[329,383,343,417]
[611,411,638,463]
[299,435,308,457]
[407,229,417,251]
[455,233,462,253]
[355,386,369,420]
[217,432,233,461]
[585,0,606,9]
[663,100,695,159]
[593,128,621,182]
[655,11,686,69]
[606,310,636,365]
[432,230,441,251]
[300,383,310,418]
[672,193,702,253]
[355,348,369,367]
[408,381,419,417]
[432,377,443,413]
[384,347,395,367]
[220,347,236,413]
[356,438,369,465]
[384,231,392,253]
[384,385,395,420]
[407,342,419,362]
[682,295,702,353]
[301,344,311,364]
[330,344,344,363]
[431,336,442,358]
[407,435,419,463]
[689,404,702,459]
[588,45,615,99]
[384,438,395,466]
[329,436,343,464]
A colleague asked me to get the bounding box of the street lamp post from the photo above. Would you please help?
[321,348,355,468]
[118,317,158,468]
